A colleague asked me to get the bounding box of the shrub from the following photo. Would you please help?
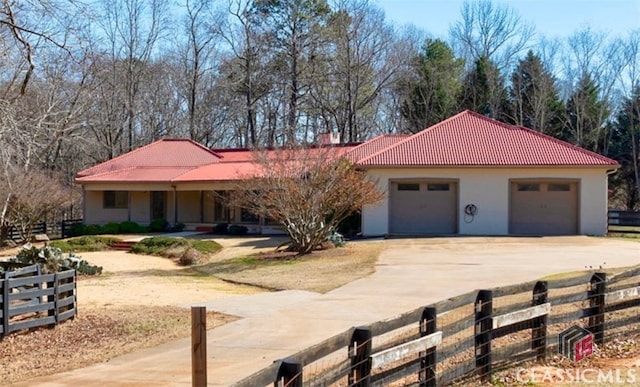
[149,218,168,232]
[101,222,121,234]
[228,224,248,235]
[119,221,142,234]
[169,222,185,232]
[190,240,222,254]
[130,237,188,255]
[68,223,86,237]
[328,231,346,247]
[11,244,102,275]
[49,236,120,252]
[179,248,202,266]
[84,224,102,235]
[212,223,228,234]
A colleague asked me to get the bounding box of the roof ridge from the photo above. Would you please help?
[356,110,618,167]
[357,111,475,165]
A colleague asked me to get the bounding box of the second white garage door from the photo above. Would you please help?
[389,181,457,234]
[510,181,579,235]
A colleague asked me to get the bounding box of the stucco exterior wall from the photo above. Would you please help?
[130,191,150,224]
[177,191,201,223]
[362,167,611,236]
[84,191,128,224]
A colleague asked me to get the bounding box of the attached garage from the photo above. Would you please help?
[510,181,579,235]
[389,181,457,234]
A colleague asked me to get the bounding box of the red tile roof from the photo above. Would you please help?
[75,167,195,183]
[357,110,618,167]
[173,162,261,182]
[346,134,410,162]
[76,139,221,178]
[76,112,618,185]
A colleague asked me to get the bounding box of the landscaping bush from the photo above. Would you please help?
[212,223,228,234]
[119,221,142,233]
[49,236,120,252]
[100,222,121,234]
[84,224,102,235]
[169,222,185,232]
[179,248,202,266]
[190,240,223,254]
[11,244,102,275]
[130,237,221,258]
[149,218,168,232]
[68,223,86,237]
[228,224,248,235]
[328,231,346,247]
[130,237,188,255]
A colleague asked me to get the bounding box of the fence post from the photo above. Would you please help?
[532,281,548,361]
[349,327,372,387]
[48,273,59,327]
[1,279,7,340]
[191,306,207,387]
[419,307,437,387]
[589,272,606,345]
[274,359,303,387]
[475,290,493,382]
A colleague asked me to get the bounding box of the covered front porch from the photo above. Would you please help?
[82,183,285,235]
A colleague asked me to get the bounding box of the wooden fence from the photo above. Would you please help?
[608,209,640,234]
[3,218,84,243]
[232,266,640,386]
[0,263,77,340]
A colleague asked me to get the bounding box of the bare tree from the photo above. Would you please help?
[219,0,273,147]
[1,170,71,242]
[450,0,534,70]
[228,147,383,255]
[311,0,402,142]
[97,0,168,151]
[561,27,625,154]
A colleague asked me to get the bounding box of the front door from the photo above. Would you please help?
[151,191,166,221]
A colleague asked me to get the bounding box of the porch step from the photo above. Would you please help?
[109,241,137,251]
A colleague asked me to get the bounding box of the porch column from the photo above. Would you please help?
[200,191,204,223]
[173,186,178,225]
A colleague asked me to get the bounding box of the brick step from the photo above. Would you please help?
[109,241,137,251]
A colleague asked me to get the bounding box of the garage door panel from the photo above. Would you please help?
[510,182,578,235]
[390,181,457,234]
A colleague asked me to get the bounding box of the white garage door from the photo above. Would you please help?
[389,181,457,234]
[510,181,578,235]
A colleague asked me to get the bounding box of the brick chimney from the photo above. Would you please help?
[319,132,340,145]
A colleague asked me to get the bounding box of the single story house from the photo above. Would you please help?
[75,110,619,236]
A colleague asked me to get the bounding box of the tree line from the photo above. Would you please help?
[1,0,639,218]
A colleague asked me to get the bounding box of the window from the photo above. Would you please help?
[214,191,232,222]
[398,183,420,191]
[241,208,259,223]
[427,183,450,191]
[517,183,540,192]
[103,191,128,209]
[548,183,571,192]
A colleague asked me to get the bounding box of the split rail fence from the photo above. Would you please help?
[233,266,640,386]
[0,263,77,340]
[608,209,640,234]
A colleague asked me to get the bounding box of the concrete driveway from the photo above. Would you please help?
[14,236,640,386]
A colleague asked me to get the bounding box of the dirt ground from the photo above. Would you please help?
[0,236,286,383]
